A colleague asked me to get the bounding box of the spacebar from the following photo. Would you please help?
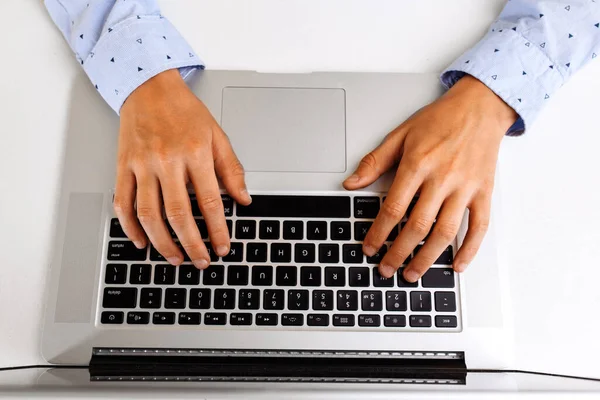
[236,195,351,218]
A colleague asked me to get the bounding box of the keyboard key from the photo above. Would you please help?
[384,315,406,327]
[251,266,273,286]
[222,195,234,217]
[195,219,208,238]
[107,241,147,261]
[271,243,292,263]
[373,267,394,287]
[337,290,358,311]
[101,311,124,324]
[288,290,309,310]
[164,288,186,309]
[410,315,432,327]
[153,312,175,325]
[264,289,284,310]
[236,195,350,218]
[386,291,407,311]
[361,291,383,311]
[397,267,418,287]
[330,221,351,240]
[178,265,200,285]
[109,218,127,238]
[325,267,345,287]
[283,221,303,240]
[189,289,211,309]
[307,314,329,327]
[227,265,249,285]
[154,265,176,285]
[235,220,256,239]
[230,313,253,326]
[333,314,355,327]
[313,290,334,310]
[140,288,162,309]
[342,244,363,264]
[300,266,321,286]
[256,313,278,326]
[178,312,201,325]
[435,292,457,312]
[435,315,458,328]
[366,245,387,264]
[189,196,201,216]
[103,287,137,308]
[282,314,304,326]
[247,243,268,262]
[354,197,380,218]
[435,246,454,265]
[410,292,432,312]
[204,313,227,325]
[358,314,381,327]
[150,244,191,262]
[127,311,150,325]
[203,265,225,285]
[387,225,399,242]
[105,264,127,284]
[214,289,236,309]
[204,242,219,262]
[239,289,260,310]
[349,267,370,287]
[422,268,455,288]
[276,266,297,286]
[259,220,280,239]
[354,222,372,241]
[295,243,315,263]
[222,242,243,262]
[307,221,327,240]
[319,244,339,263]
[227,220,233,238]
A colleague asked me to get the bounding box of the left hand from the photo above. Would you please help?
[343,75,517,282]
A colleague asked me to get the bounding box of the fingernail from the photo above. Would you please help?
[344,174,360,184]
[216,245,229,257]
[404,269,420,283]
[240,188,252,203]
[363,245,377,257]
[379,264,396,278]
[133,241,145,249]
[194,259,209,269]
[455,263,467,273]
[167,257,182,266]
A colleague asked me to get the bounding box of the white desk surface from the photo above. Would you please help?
[1,0,600,396]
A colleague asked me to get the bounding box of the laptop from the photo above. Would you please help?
[39,70,514,388]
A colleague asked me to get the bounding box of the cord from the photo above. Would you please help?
[0,364,88,372]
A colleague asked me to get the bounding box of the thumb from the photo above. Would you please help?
[343,129,407,190]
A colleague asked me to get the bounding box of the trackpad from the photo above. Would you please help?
[221,87,346,173]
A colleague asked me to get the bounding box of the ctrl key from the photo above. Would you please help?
[101,311,124,324]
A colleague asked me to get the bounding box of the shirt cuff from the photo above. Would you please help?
[83,15,204,114]
[440,29,564,136]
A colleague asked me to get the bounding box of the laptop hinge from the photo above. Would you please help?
[89,348,467,385]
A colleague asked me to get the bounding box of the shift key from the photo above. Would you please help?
[103,287,137,308]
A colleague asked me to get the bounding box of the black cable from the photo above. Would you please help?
[0,364,88,372]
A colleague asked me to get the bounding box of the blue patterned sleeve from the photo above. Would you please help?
[44,0,204,114]
[441,1,600,135]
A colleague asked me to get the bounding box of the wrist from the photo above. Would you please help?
[122,69,186,111]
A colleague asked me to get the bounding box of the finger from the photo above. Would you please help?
[362,160,423,256]
[453,193,491,273]
[189,156,230,257]
[343,128,407,190]
[135,173,184,265]
[379,184,446,279]
[212,128,252,206]
[113,168,147,249]
[404,192,469,280]
[159,167,211,270]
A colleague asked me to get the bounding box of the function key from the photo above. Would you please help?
[422,268,455,288]
[105,264,127,284]
[319,244,339,263]
[330,221,351,241]
[109,218,127,238]
[235,220,256,239]
[230,313,253,326]
[227,265,249,285]
[349,267,370,287]
[295,243,315,263]
[409,315,432,328]
[153,312,176,325]
[410,291,432,312]
[358,314,381,327]
[129,264,151,284]
[288,290,309,310]
[204,313,227,325]
[325,267,345,287]
[282,314,304,326]
[386,291,407,311]
[247,243,268,262]
[373,267,394,287]
[312,290,334,311]
[203,265,225,285]
[154,265,176,285]
[354,222,372,241]
[354,196,380,219]
[127,311,150,325]
[189,289,211,309]
[283,221,303,240]
[397,267,418,287]
[178,265,200,285]
[307,221,327,240]
[239,289,260,309]
[307,314,329,327]
[333,314,355,327]
[214,289,236,309]
[251,266,273,286]
[259,220,280,239]
[276,266,297,286]
[222,242,243,262]
[101,311,124,324]
[107,241,147,261]
[264,289,285,310]
[222,195,234,217]
[300,266,321,286]
[361,291,383,311]
[165,288,187,309]
[102,287,137,308]
[342,244,363,264]
[337,290,358,311]
[384,315,406,327]
[435,315,458,328]
[178,312,201,325]
[435,292,457,312]
[366,245,387,264]
[256,313,278,326]
[140,288,162,309]
[271,243,292,263]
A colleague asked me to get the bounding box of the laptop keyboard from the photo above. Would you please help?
[99,194,461,331]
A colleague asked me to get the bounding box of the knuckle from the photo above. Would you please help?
[136,206,160,224]
[197,194,223,212]
[408,215,434,236]
[229,159,245,178]
[381,200,407,220]
[359,152,378,171]
[165,203,190,224]
[472,217,490,235]
[113,198,133,216]
[434,221,460,242]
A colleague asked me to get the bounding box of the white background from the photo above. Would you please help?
[1,0,600,394]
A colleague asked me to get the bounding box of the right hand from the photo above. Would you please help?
[113,69,252,269]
